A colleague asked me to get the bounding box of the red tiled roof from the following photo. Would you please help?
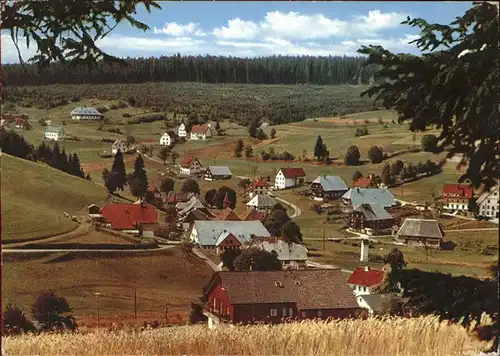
[442,184,473,199]
[15,118,25,125]
[253,179,268,188]
[166,192,190,203]
[190,124,210,134]
[347,267,385,287]
[214,208,241,221]
[101,203,157,230]
[180,155,199,168]
[353,177,373,188]
[240,209,264,221]
[280,167,306,179]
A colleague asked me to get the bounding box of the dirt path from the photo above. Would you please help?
[2,223,94,248]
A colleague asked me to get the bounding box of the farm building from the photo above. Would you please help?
[202,270,361,328]
[204,166,232,181]
[395,218,444,248]
[250,237,308,270]
[347,266,385,296]
[246,194,276,215]
[100,202,158,233]
[309,175,348,201]
[190,124,212,140]
[248,178,270,198]
[189,220,270,249]
[15,118,26,129]
[477,184,499,218]
[176,123,187,138]
[441,183,473,212]
[180,156,203,175]
[70,107,102,120]
[159,131,177,146]
[353,175,379,188]
[341,188,395,213]
[347,203,394,234]
[44,126,65,141]
[214,231,244,254]
[111,139,129,155]
[165,192,191,205]
[274,168,306,190]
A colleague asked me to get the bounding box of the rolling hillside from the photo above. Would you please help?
[1,153,108,242]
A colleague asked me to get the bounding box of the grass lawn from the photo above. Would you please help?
[1,154,110,242]
[1,247,213,321]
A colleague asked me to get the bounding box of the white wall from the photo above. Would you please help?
[442,202,468,211]
[160,134,172,146]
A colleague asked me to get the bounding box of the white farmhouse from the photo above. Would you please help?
[250,237,308,270]
[180,156,203,175]
[111,138,129,155]
[190,124,212,140]
[274,167,306,190]
[477,184,499,218]
[70,107,102,120]
[159,131,176,146]
[44,126,65,141]
[177,123,187,138]
[346,266,387,316]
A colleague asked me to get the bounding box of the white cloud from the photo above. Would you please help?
[212,18,261,40]
[97,36,205,51]
[153,22,206,36]
[355,10,407,34]
[1,34,38,64]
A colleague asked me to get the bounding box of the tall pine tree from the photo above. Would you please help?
[131,154,148,198]
[314,135,326,161]
[111,150,127,190]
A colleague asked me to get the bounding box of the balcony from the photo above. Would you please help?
[203,306,230,322]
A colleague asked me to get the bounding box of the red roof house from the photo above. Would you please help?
[214,208,241,221]
[275,168,307,190]
[280,168,306,179]
[100,203,157,230]
[353,176,377,188]
[190,124,211,134]
[240,209,264,221]
[442,183,473,211]
[180,155,203,175]
[15,118,26,128]
[347,267,385,293]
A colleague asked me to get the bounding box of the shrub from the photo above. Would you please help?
[344,145,361,165]
[122,112,131,118]
[31,290,77,331]
[368,145,384,164]
[354,126,369,137]
[107,127,122,134]
[2,304,35,335]
[96,106,109,113]
[421,134,438,152]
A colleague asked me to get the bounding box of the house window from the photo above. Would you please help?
[289,308,293,316]
[301,311,306,318]
[363,286,367,292]
[270,309,278,317]
[318,310,323,317]
[283,308,288,316]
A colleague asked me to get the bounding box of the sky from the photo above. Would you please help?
[1,1,473,63]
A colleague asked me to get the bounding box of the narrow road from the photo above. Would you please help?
[2,223,93,248]
[306,261,352,274]
[2,245,175,254]
[192,247,221,271]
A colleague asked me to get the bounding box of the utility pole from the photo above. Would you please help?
[94,292,101,331]
[134,288,138,322]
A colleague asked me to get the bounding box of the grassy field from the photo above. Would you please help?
[1,154,110,242]
[1,246,212,321]
[2,316,492,356]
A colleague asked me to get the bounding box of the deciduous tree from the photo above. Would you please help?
[180,178,200,195]
[344,145,361,165]
[234,248,282,271]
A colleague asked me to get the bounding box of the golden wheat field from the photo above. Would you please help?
[1,316,492,356]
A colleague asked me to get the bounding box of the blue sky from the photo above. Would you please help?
[1,1,473,63]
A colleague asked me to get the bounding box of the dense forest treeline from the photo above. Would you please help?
[2,55,378,86]
[3,83,381,126]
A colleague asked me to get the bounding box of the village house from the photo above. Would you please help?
[309,175,348,201]
[246,194,276,216]
[347,203,394,235]
[347,266,387,316]
[176,123,187,138]
[70,107,102,120]
[476,184,499,218]
[442,183,473,212]
[190,124,212,140]
[274,168,306,190]
[248,178,270,199]
[214,208,241,221]
[145,184,164,209]
[353,175,379,188]
[15,118,26,129]
[189,220,271,249]
[239,209,265,221]
[181,209,212,231]
[395,218,444,248]
[165,192,191,205]
[177,195,211,220]
[180,156,203,176]
[250,237,308,270]
[341,188,395,213]
[214,231,244,254]
[204,166,232,181]
[159,131,177,146]
[44,126,65,141]
[202,270,361,329]
[111,138,129,155]
[100,202,158,234]
[87,204,105,223]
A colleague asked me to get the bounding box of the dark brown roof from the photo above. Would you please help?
[240,209,265,221]
[204,270,359,310]
[214,208,241,221]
